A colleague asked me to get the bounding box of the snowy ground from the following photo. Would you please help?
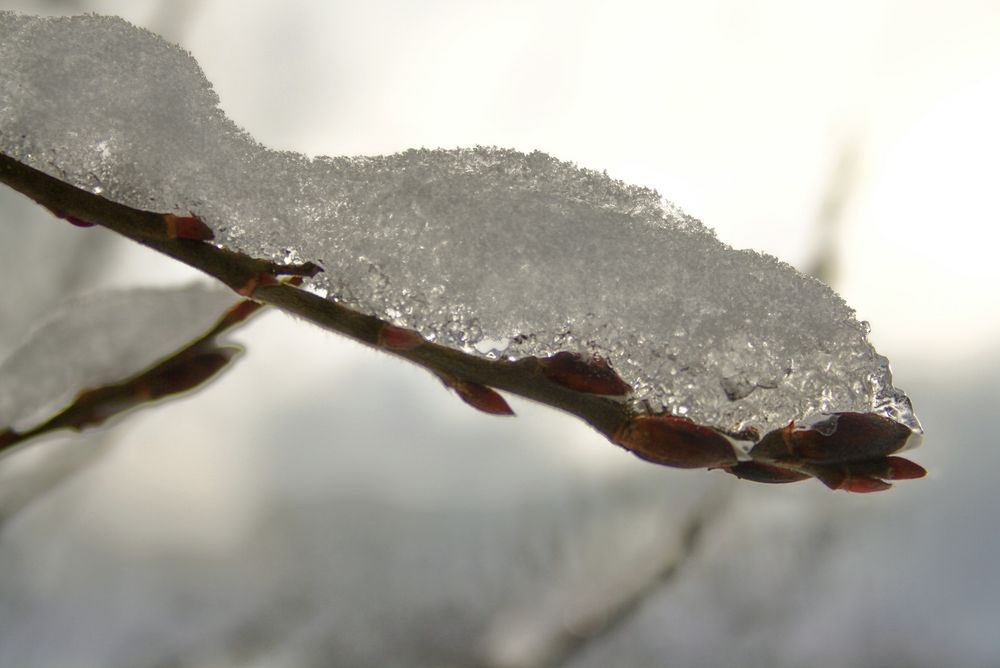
[1,1,998,666]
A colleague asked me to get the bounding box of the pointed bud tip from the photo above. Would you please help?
[884,456,927,480]
[445,379,515,416]
[540,352,632,396]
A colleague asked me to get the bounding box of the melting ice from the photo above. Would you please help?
[0,12,919,435]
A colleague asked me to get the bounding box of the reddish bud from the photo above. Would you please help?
[0,429,16,449]
[613,414,738,469]
[726,461,811,484]
[378,324,424,351]
[751,412,914,465]
[44,203,96,228]
[820,469,894,493]
[63,348,237,431]
[883,456,927,480]
[839,477,894,493]
[237,272,278,296]
[163,213,214,241]
[441,377,514,416]
[67,386,140,430]
[142,348,236,399]
[65,216,96,228]
[809,462,899,493]
[836,456,927,482]
[540,351,632,396]
[749,427,794,461]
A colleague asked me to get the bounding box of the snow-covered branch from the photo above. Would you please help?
[0,11,925,491]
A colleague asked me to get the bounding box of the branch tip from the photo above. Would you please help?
[751,412,913,464]
[883,456,927,480]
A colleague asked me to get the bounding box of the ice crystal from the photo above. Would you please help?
[0,12,918,435]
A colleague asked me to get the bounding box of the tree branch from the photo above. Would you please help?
[0,153,924,491]
[0,153,629,439]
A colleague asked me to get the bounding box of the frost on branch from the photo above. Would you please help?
[0,284,247,448]
[0,13,922,485]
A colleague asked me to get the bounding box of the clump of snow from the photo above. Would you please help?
[0,12,919,435]
[0,283,236,431]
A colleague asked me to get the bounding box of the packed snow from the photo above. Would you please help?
[0,283,236,431]
[0,12,918,436]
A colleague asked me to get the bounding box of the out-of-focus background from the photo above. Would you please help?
[1,1,999,666]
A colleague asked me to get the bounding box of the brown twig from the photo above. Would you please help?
[0,294,265,455]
